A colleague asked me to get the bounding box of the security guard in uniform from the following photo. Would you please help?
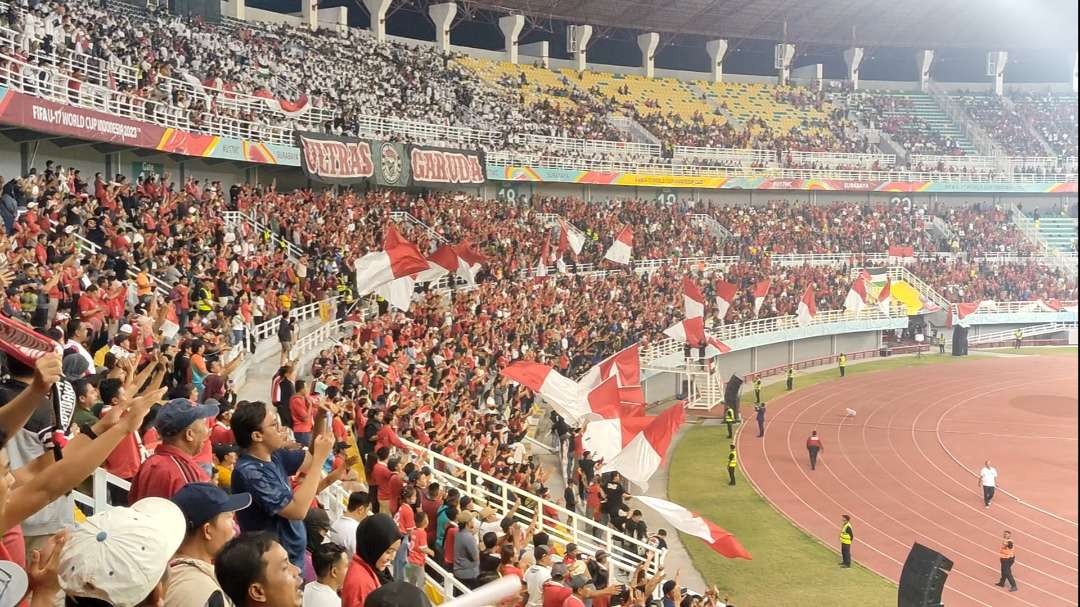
[786,366,794,391]
[937,333,946,354]
[839,514,854,567]
[727,444,737,486]
[724,406,736,439]
[195,281,214,317]
[838,353,847,377]
[1013,329,1024,350]
[996,530,1018,591]
[753,376,763,403]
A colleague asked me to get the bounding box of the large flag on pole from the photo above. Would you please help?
[633,495,752,559]
[582,414,654,463]
[579,343,645,406]
[603,227,633,265]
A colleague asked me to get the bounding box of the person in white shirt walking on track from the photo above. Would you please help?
[979,460,999,508]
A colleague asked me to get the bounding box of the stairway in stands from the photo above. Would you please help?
[873,91,979,155]
[1029,216,1079,252]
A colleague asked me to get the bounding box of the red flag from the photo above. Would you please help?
[715,280,737,320]
[752,279,771,317]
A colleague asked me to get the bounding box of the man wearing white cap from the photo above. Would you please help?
[59,497,187,607]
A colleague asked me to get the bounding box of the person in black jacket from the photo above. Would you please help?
[277,311,296,365]
[273,364,296,432]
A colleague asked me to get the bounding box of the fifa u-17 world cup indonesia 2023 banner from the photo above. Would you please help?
[297,133,485,188]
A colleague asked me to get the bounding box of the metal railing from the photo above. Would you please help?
[68,231,174,295]
[245,297,339,352]
[849,266,951,311]
[787,150,897,168]
[687,213,732,240]
[672,145,775,166]
[968,322,1077,345]
[910,154,1000,170]
[511,133,660,157]
[954,300,1078,316]
[222,211,305,259]
[0,24,139,89]
[0,52,296,145]
[389,211,448,244]
[350,114,499,148]
[485,152,1078,183]
[641,305,903,366]
[398,437,665,582]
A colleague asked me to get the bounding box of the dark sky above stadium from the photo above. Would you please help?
[251,0,1077,83]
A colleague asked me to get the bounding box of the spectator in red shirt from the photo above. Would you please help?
[289,379,314,446]
[369,447,393,514]
[211,404,236,446]
[341,513,403,607]
[128,397,218,503]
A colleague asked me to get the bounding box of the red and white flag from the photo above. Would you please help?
[583,376,644,419]
[354,225,429,295]
[454,241,485,284]
[633,496,752,560]
[535,237,551,279]
[375,276,415,312]
[603,227,633,265]
[579,343,646,406]
[160,304,180,339]
[559,219,585,255]
[605,404,686,490]
[752,279,771,317]
[683,277,705,319]
[664,317,707,347]
[663,318,730,353]
[414,245,458,283]
[715,280,737,321]
[843,275,868,314]
[796,286,817,327]
[877,277,893,315]
[500,361,589,423]
[950,301,983,328]
[582,414,653,463]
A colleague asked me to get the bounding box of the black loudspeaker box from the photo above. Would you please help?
[898,543,953,607]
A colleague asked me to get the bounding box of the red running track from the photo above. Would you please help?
[738,356,1078,606]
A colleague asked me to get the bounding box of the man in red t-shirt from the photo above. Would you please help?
[542,563,572,607]
[289,379,314,446]
[369,447,393,514]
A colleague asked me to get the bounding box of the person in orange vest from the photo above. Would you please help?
[995,530,1018,592]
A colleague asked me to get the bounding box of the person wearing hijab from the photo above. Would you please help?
[341,513,403,607]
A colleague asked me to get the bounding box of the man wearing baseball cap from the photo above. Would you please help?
[165,483,252,607]
[128,398,218,503]
[59,497,187,607]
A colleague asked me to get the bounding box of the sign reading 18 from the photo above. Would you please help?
[497,185,530,204]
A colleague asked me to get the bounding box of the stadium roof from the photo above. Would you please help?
[467,0,1078,50]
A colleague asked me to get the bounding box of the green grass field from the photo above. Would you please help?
[667,349,1077,606]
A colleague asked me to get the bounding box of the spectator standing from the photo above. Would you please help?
[290,380,314,446]
[304,543,349,607]
[216,532,305,607]
[278,312,296,365]
[523,545,553,607]
[329,491,370,558]
[230,401,334,570]
[128,398,217,503]
[341,513,403,607]
[454,511,481,589]
[166,483,253,607]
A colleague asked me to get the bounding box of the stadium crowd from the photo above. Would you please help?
[2,1,1075,167]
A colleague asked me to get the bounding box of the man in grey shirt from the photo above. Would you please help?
[453,511,480,589]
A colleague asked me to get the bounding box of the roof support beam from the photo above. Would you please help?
[637,32,659,78]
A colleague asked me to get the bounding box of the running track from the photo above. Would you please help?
[738,355,1079,606]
